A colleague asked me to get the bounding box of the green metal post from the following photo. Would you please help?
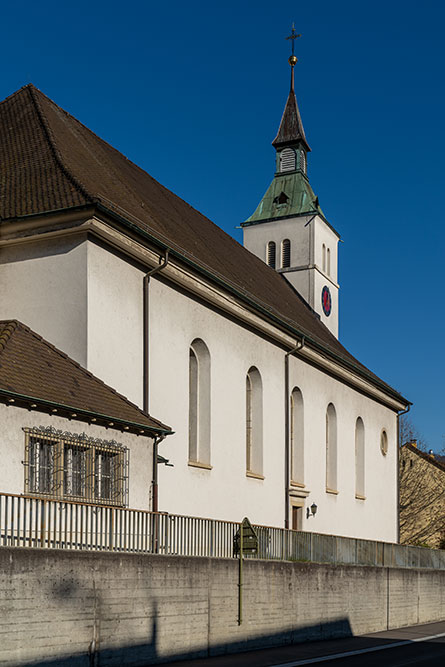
[238,524,243,625]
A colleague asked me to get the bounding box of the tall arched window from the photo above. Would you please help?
[266,241,276,269]
[246,367,263,476]
[291,388,304,485]
[327,248,331,276]
[281,239,291,268]
[355,417,365,498]
[280,148,296,172]
[188,339,211,465]
[322,244,326,272]
[326,403,337,492]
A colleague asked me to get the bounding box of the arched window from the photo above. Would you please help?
[327,248,331,276]
[355,417,365,498]
[280,148,296,172]
[281,239,291,268]
[326,403,337,492]
[380,429,388,456]
[188,339,211,465]
[322,244,326,272]
[266,241,276,269]
[246,367,263,475]
[300,150,307,174]
[291,388,304,485]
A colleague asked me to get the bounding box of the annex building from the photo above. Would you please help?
[0,53,409,541]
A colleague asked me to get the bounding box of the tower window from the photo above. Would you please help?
[322,244,326,272]
[266,241,276,269]
[281,239,291,268]
[273,191,289,205]
[300,150,307,174]
[280,148,296,172]
[327,248,331,276]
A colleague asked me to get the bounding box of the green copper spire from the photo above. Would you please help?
[243,29,325,226]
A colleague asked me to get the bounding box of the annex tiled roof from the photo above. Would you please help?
[0,320,171,434]
[0,84,406,403]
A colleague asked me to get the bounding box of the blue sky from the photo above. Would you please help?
[1,1,444,449]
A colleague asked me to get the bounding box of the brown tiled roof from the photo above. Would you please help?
[402,443,445,475]
[0,85,406,404]
[0,320,171,434]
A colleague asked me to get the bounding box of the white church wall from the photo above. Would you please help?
[149,278,286,527]
[86,241,145,408]
[288,355,398,542]
[148,276,398,541]
[0,403,154,511]
[0,236,88,366]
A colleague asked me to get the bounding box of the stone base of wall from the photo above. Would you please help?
[1,548,444,666]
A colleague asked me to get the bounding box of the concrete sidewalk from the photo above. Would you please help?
[161,620,445,667]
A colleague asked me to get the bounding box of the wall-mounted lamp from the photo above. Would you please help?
[306,503,317,519]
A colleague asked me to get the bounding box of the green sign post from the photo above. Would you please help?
[234,518,258,625]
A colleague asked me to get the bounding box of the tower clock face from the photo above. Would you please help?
[321,286,332,317]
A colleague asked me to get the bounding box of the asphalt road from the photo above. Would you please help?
[162,621,445,667]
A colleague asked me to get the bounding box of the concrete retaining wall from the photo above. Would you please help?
[1,547,444,666]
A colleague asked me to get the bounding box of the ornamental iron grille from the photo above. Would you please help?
[23,426,129,507]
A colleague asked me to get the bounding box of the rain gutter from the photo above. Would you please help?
[94,202,408,407]
[0,388,172,436]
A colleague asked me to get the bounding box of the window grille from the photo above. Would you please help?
[24,426,129,506]
[281,239,291,268]
[280,148,296,172]
[267,241,276,269]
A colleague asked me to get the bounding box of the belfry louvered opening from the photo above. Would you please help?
[281,239,291,268]
[280,148,296,172]
[266,241,276,269]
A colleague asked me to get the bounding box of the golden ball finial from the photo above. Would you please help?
[288,55,298,66]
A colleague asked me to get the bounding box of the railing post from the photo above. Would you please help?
[40,500,46,548]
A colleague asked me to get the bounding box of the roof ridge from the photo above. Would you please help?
[27,86,95,205]
[0,320,19,354]
[3,319,166,428]
[0,83,35,107]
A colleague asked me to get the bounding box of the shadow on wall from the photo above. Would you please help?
[17,616,353,667]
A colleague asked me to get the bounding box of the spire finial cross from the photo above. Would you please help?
[285,23,301,57]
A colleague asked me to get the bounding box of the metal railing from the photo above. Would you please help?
[1,492,445,570]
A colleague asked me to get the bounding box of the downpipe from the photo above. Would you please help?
[396,403,411,543]
[143,249,170,513]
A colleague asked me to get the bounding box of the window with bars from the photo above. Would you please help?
[24,427,128,506]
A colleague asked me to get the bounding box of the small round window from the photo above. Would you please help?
[380,430,388,456]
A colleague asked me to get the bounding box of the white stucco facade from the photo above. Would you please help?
[0,222,403,541]
[0,404,154,511]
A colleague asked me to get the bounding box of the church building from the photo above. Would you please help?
[0,46,409,541]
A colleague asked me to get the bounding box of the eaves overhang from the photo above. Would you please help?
[0,204,409,411]
[0,388,173,438]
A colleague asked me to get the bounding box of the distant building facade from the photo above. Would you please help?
[400,442,445,548]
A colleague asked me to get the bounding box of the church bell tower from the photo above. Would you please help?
[242,29,340,338]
